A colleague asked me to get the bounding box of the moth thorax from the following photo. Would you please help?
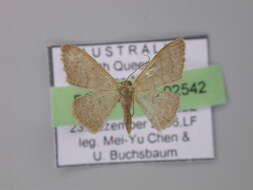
[119,80,132,96]
[119,87,130,96]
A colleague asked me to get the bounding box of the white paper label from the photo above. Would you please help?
[49,37,214,167]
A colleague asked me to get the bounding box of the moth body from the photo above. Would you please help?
[119,81,134,134]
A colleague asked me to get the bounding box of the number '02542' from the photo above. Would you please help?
[163,81,207,96]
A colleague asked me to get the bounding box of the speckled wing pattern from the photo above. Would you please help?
[135,90,179,130]
[73,92,119,133]
[61,45,119,133]
[133,38,185,130]
[61,45,118,91]
[133,38,185,92]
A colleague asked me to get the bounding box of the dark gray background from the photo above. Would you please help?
[0,0,252,189]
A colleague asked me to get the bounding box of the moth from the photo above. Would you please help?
[61,38,185,134]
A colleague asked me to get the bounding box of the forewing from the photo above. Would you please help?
[73,91,120,133]
[135,90,179,130]
[61,45,118,91]
[133,38,185,92]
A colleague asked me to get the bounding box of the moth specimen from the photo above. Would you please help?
[61,38,185,134]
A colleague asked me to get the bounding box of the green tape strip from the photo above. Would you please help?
[50,64,226,127]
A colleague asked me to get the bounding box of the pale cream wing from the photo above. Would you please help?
[73,91,120,133]
[61,45,118,91]
[133,38,185,92]
[135,90,179,130]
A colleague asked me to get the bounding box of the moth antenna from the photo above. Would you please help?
[126,54,151,81]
